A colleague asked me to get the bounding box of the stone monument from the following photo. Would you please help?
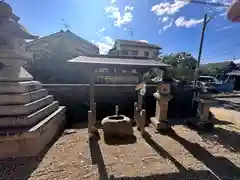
[0,2,66,158]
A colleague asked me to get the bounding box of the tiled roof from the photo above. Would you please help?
[26,30,99,50]
[68,55,169,68]
[115,39,161,49]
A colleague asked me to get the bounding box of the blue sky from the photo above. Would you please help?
[6,0,240,63]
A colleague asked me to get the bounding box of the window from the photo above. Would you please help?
[153,51,159,57]
[122,50,128,55]
[144,51,149,57]
[132,50,138,56]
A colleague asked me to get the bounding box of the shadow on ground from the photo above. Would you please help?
[214,99,240,111]
[103,134,137,145]
[111,170,218,180]
[0,131,63,180]
[168,130,240,179]
[198,126,240,153]
[88,131,225,180]
[89,135,108,180]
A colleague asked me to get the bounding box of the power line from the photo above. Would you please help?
[179,0,230,7]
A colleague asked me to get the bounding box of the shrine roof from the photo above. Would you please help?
[68,55,170,69]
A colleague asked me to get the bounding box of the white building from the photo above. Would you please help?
[108,39,161,59]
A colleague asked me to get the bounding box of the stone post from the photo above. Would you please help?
[196,94,215,130]
[150,83,172,131]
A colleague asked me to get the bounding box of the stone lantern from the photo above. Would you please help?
[0,2,65,158]
[150,71,173,132]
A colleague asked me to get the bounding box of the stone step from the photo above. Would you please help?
[0,106,66,158]
[0,95,53,116]
[0,81,42,94]
[0,101,59,127]
[0,89,48,105]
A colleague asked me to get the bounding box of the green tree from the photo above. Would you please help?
[162,52,197,80]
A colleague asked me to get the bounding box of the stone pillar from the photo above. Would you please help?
[150,83,172,131]
[0,2,66,158]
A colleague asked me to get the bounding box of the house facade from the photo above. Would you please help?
[108,39,161,59]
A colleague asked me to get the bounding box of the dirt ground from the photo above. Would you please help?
[0,107,240,180]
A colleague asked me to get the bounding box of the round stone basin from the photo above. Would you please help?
[101,115,133,137]
[108,115,125,120]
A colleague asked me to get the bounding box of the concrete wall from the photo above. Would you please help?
[42,84,197,126]
[43,84,157,124]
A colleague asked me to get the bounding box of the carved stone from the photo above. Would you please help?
[0,2,65,158]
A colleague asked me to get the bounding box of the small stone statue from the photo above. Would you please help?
[0,1,38,50]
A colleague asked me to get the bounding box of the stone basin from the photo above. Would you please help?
[101,115,133,137]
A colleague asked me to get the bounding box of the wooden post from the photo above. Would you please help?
[138,73,143,110]
[134,102,139,128]
[88,110,93,134]
[140,109,146,135]
[89,67,95,112]
[89,66,96,133]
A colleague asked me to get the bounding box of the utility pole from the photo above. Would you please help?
[193,13,213,87]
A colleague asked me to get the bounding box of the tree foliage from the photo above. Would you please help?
[161,52,197,80]
[160,52,239,80]
[199,61,237,76]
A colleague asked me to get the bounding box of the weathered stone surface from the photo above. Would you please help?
[0,95,53,116]
[0,65,33,82]
[0,101,59,127]
[0,89,48,105]
[0,81,41,94]
[0,106,66,158]
[102,115,133,137]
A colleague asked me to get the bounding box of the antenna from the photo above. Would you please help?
[128,28,133,40]
[179,0,229,7]
[61,18,71,31]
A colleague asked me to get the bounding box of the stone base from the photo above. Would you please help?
[150,117,172,133]
[0,106,66,158]
[0,81,42,94]
[0,95,54,116]
[0,89,48,105]
[0,101,59,127]
[185,118,214,132]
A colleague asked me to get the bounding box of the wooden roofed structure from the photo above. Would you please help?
[68,55,170,135]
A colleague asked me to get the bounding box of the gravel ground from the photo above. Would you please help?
[0,108,240,180]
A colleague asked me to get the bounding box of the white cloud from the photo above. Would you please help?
[216,26,233,31]
[95,30,114,54]
[105,4,134,27]
[110,0,116,3]
[220,12,227,16]
[158,29,162,34]
[138,40,148,43]
[99,28,106,32]
[175,16,203,28]
[162,16,169,22]
[125,5,134,11]
[151,0,189,16]
[163,20,173,31]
